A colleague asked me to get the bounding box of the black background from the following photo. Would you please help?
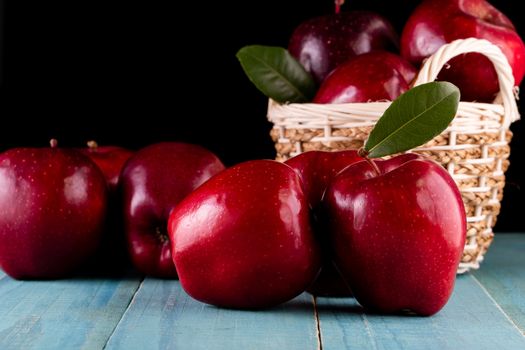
[0,0,522,231]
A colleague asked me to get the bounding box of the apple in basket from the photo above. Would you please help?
[313,51,417,104]
[236,40,414,105]
[0,140,108,279]
[120,142,225,278]
[401,0,525,102]
[288,7,399,84]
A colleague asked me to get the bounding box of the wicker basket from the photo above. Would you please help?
[267,38,520,273]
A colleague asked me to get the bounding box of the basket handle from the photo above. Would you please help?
[412,38,519,128]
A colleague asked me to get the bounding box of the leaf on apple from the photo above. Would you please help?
[364,82,460,158]
[236,45,316,103]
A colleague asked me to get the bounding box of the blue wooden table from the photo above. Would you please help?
[1,233,524,349]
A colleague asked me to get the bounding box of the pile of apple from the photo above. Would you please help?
[0,79,466,316]
[238,0,525,104]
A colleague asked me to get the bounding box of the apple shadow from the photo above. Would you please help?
[0,271,144,285]
[314,299,432,317]
[204,295,319,316]
[4,263,143,281]
[72,268,143,281]
[314,302,366,314]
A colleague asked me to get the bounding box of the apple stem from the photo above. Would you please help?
[334,0,344,14]
[365,158,381,176]
[155,226,169,243]
[50,139,58,148]
[358,147,381,176]
[87,140,99,149]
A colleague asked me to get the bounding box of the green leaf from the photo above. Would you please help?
[236,45,316,103]
[364,81,460,158]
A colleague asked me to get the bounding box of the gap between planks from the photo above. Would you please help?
[312,295,323,350]
[470,274,525,336]
[102,276,145,349]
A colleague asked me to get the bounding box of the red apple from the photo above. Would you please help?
[324,154,466,315]
[285,150,362,296]
[289,11,399,83]
[120,142,225,278]
[168,160,321,309]
[285,150,362,209]
[80,140,134,193]
[0,140,108,279]
[314,51,417,104]
[400,0,525,102]
[80,141,135,272]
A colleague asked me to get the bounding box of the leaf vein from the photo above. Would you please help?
[368,93,454,155]
[243,51,308,101]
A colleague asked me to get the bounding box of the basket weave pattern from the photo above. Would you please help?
[267,39,520,273]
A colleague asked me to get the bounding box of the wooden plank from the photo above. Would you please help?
[316,274,525,349]
[0,275,142,349]
[473,233,525,333]
[105,279,319,350]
